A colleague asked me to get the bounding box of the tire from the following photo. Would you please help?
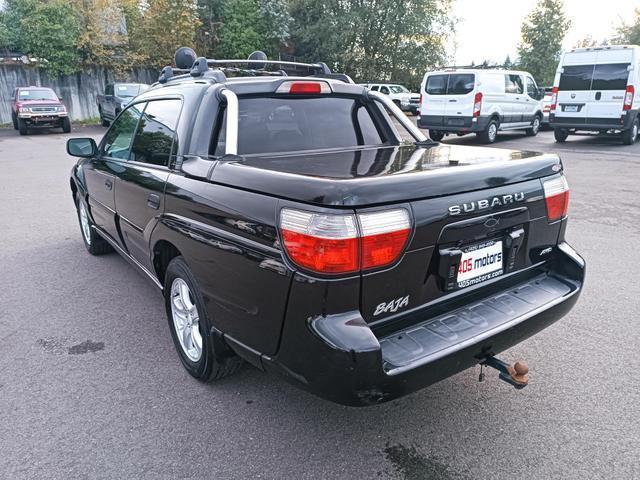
[164,257,243,382]
[99,108,110,127]
[526,115,541,136]
[11,112,18,130]
[429,130,445,142]
[61,117,71,133]
[622,119,639,145]
[76,196,113,255]
[477,118,499,144]
[18,118,28,136]
[554,128,569,143]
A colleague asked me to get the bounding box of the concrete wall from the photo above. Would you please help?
[0,65,159,124]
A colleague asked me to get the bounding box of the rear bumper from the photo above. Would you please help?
[417,115,487,133]
[550,111,636,131]
[261,242,584,406]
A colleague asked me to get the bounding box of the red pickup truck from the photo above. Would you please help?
[11,86,71,135]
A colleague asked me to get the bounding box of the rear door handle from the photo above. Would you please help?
[147,193,160,210]
[104,179,113,190]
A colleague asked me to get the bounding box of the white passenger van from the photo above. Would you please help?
[549,45,640,144]
[418,69,544,143]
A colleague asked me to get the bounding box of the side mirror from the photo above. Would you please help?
[67,138,97,158]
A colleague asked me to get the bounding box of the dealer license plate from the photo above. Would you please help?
[456,240,504,289]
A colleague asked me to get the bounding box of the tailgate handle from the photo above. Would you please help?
[438,247,462,291]
[147,193,160,210]
[505,228,525,272]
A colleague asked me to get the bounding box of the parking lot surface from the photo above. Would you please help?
[1,126,639,479]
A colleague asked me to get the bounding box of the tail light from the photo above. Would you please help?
[543,175,569,221]
[280,208,411,274]
[624,85,634,111]
[549,87,558,112]
[359,210,411,269]
[473,92,483,117]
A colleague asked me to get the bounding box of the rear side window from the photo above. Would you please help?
[447,74,474,95]
[130,99,181,166]
[558,65,593,90]
[505,75,524,94]
[592,63,630,90]
[213,97,385,156]
[426,74,474,95]
[426,75,447,94]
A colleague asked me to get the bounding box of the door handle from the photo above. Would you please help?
[147,193,160,210]
[595,91,602,101]
[104,179,113,190]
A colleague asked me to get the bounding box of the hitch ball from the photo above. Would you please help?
[508,361,529,385]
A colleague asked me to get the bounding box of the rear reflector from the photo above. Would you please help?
[624,85,634,111]
[280,208,411,274]
[543,175,569,221]
[359,209,411,269]
[276,81,332,95]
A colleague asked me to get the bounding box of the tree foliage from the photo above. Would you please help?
[290,0,453,90]
[614,8,640,45]
[21,0,80,75]
[517,0,570,85]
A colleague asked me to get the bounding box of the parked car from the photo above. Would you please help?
[67,50,584,406]
[97,82,149,126]
[360,83,420,114]
[549,45,640,144]
[11,86,71,135]
[418,69,545,143]
[541,87,553,127]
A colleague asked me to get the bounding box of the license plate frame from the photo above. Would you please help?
[456,239,504,289]
[563,105,579,113]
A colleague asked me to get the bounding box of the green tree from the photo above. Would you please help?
[290,0,454,90]
[503,55,513,69]
[517,0,570,85]
[138,0,201,68]
[614,8,640,45]
[216,0,290,59]
[21,0,81,75]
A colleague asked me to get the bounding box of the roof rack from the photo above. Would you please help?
[157,47,347,85]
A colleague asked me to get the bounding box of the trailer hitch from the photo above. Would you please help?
[479,356,529,390]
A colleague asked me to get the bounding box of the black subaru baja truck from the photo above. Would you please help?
[66,48,585,406]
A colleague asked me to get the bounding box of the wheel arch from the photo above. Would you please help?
[152,239,183,286]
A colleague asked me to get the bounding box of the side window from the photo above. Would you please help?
[380,86,390,95]
[101,103,144,159]
[370,85,379,91]
[130,99,182,166]
[505,75,524,94]
[592,63,630,90]
[526,76,538,99]
[426,75,448,95]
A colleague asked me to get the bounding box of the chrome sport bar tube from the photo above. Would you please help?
[368,90,428,143]
[219,89,239,155]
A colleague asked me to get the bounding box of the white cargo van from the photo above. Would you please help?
[549,45,640,144]
[418,69,544,143]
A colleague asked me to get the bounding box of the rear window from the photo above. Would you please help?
[592,63,630,90]
[213,97,385,156]
[559,65,594,90]
[425,74,474,95]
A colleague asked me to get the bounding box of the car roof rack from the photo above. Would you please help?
[157,47,350,85]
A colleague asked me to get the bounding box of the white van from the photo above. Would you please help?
[359,83,420,114]
[549,45,640,144]
[418,69,544,143]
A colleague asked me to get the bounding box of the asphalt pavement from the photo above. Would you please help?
[0,125,639,479]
